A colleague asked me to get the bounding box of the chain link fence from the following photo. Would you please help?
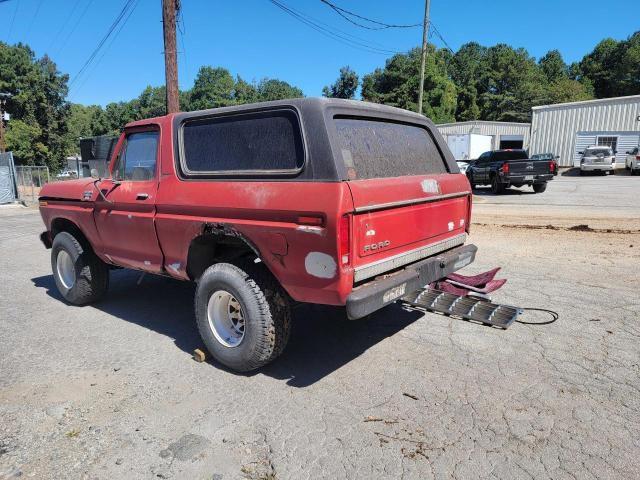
[15,165,50,204]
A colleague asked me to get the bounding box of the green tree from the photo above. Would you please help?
[256,78,304,101]
[539,50,568,83]
[474,44,548,122]
[322,66,359,99]
[0,42,69,170]
[233,76,260,104]
[5,120,47,165]
[361,46,457,123]
[189,66,235,110]
[137,85,167,118]
[64,104,107,154]
[544,77,593,104]
[450,42,487,121]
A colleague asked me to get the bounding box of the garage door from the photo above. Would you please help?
[499,135,524,149]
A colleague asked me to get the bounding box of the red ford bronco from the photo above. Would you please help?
[38,98,476,371]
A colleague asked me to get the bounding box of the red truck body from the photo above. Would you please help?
[39,98,476,370]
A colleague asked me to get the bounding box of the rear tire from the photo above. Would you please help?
[194,262,291,372]
[490,175,505,194]
[532,183,547,193]
[51,231,109,305]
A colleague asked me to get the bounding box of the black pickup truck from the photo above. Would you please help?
[465,149,556,194]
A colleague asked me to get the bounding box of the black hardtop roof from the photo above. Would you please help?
[174,97,432,125]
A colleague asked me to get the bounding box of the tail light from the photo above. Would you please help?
[636,155,640,160]
[549,161,556,173]
[339,215,351,266]
[499,162,510,174]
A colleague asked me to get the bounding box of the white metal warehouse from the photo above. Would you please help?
[529,95,640,167]
[436,121,531,161]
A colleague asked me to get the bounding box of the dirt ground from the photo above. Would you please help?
[0,176,639,479]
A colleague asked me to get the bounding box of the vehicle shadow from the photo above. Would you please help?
[471,186,535,196]
[32,269,423,388]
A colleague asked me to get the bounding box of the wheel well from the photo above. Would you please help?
[186,234,258,281]
[50,218,92,253]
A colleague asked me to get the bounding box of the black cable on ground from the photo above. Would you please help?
[516,308,559,325]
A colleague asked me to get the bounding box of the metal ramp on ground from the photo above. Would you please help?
[402,288,521,329]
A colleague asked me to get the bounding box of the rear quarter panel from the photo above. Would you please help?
[154,179,356,305]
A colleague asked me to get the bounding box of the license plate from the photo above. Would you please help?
[524,175,534,181]
[383,283,406,303]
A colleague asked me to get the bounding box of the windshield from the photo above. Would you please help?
[333,117,447,180]
[585,148,612,156]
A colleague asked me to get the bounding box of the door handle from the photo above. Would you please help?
[136,193,149,200]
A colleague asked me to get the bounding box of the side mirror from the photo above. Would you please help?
[578,151,583,155]
[614,151,618,154]
[626,151,631,154]
[90,168,99,179]
[555,155,560,159]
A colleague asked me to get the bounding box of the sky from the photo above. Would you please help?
[1,0,638,106]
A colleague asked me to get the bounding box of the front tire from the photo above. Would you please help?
[195,262,291,372]
[532,182,547,193]
[51,231,109,305]
[466,172,475,189]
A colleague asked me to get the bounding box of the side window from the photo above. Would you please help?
[180,109,304,175]
[113,131,159,181]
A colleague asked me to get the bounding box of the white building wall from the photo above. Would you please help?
[437,121,531,153]
[530,95,640,167]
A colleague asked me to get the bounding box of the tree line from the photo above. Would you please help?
[1,31,638,171]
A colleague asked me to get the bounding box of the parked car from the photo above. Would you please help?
[625,147,640,175]
[56,170,77,179]
[579,146,616,175]
[37,98,477,372]
[465,149,556,194]
[530,153,560,175]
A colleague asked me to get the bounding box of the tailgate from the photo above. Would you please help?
[347,174,471,281]
[508,160,551,175]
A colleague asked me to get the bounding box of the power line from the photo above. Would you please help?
[319,0,421,30]
[56,0,95,57]
[69,0,140,99]
[178,4,189,89]
[430,23,455,54]
[269,0,401,55]
[68,0,136,90]
[283,0,398,51]
[25,0,43,39]
[7,0,19,41]
[50,0,82,52]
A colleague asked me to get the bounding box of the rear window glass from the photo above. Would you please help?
[492,150,528,161]
[334,118,447,180]
[585,148,612,155]
[181,110,304,175]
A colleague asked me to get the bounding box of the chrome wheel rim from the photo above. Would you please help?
[207,290,245,347]
[56,250,76,290]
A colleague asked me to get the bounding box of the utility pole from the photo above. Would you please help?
[417,0,431,115]
[162,0,180,113]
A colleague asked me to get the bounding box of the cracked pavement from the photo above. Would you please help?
[0,179,639,479]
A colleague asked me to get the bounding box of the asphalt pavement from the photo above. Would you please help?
[0,176,638,479]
